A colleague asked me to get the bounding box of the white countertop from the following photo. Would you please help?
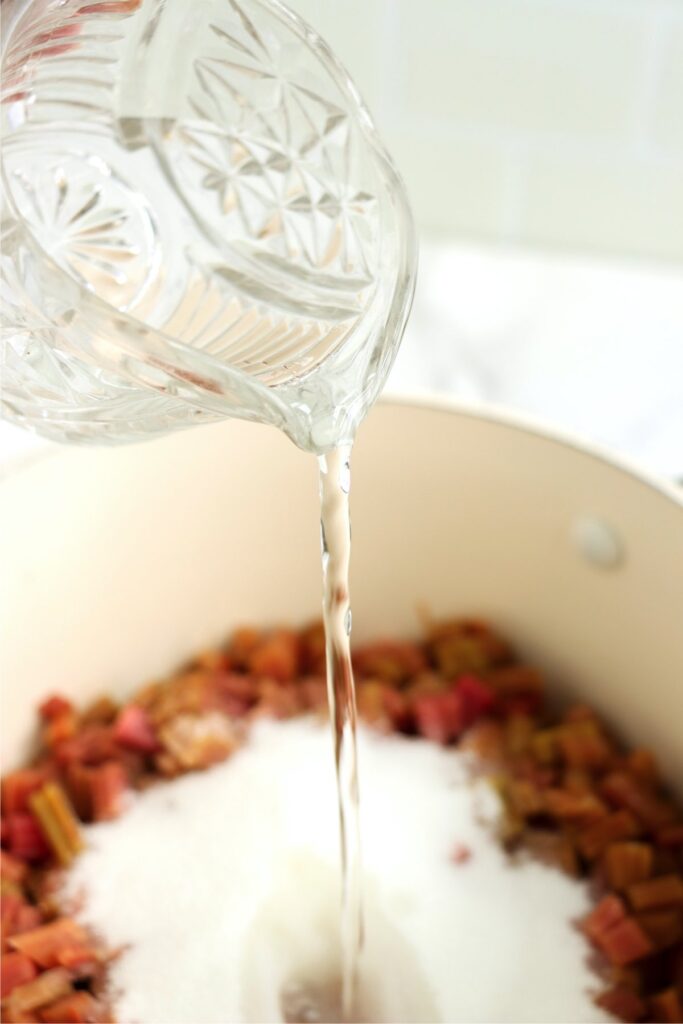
[2,239,682,479]
[390,240,683,479]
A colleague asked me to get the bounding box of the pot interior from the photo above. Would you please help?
[1,401,681,783]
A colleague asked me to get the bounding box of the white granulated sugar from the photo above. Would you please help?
[62,719,610,1024]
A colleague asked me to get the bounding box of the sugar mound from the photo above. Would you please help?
[62,719,609,1023]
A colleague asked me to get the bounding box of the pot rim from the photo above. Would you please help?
[382,390,683,509]
[2,391,682,511]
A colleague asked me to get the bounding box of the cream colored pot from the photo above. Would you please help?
[1,399,682,784]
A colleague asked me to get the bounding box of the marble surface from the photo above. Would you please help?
[389,240,683,479]
[1,239,682,479]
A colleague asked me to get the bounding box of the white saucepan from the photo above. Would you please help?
[1,399,682,787]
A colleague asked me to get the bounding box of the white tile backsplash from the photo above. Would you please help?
[389,128,508,236]
[397,0,645,141]
[523,150,683,261]
[388,239,683,476]
[283,0,683,262]
[651,16,683,158]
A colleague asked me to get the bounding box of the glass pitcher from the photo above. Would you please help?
[1,0,416,453]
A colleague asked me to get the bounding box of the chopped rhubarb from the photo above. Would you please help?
[44,712,77,750]
[228,626,262,668]
[603,843,654,891]
[26,871,62,922]
[381,687,409,730]
[508,779,544,818]
[12,905,44,938]
[353,641,426,683]
[148,673,210,726]
[486,665,543,695]
[450,842,472,865]
[0,851,28,885]
[428,619,512,674]
[2,893,23,943]
[557,719,613,770]
[523,830,578,876]
[532,729,559,764]
[672,945,683,997]
[627,875,683,912]
[3,968,71,1015]
[496,799,524,847]
[38,696,73,722]
[131,680,162,711]
[194,648,233,672]
[80,696,118,727]
[357,681,392,728]
[504,715,535,758]
[54,945,99,973]
[2,893,43,942]
[29,785,83,866]
[208,672,257,716]
[583,894,628,943]
[455,675,497,724]
[544,788,607,824]
[413,690,466,744]
[597,917,655,966]
[497,692,543,717]
[636,909,683,950]
[578,811,640,860]
[63,764,93,823]
[247,630,300,683]
[624,749,659,785]
[1,953,37,998]
[563,703,599,723]
[158,712,239,771]
[2,875,23,901]
[39,991,106,1023]
[90,762,127,822]
[3,615,683,1023]
[653,849,679,876]
[601,773,678,831]
[609,965,642,992]
[9,920,88,969]
[649,987,683,1024]
[2,772,49,816]
[254,680,301,720]
[5,815,51,863]
[656,824,683,848]
[406,672,446,701]
[563,768,594,794]
[299,621,326,674]
[113,705,159,753]
[210,690,251,719]
[462,720,505,762]
[52,726,120,768]
[595,986,646,1023]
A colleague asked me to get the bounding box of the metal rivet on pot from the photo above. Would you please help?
[572,517,624,569]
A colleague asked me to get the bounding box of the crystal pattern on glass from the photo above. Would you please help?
[1,0,416,451]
